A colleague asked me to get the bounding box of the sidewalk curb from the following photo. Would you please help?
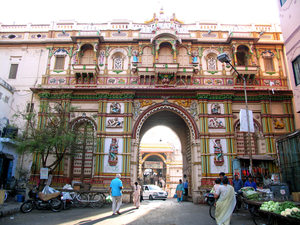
[0,206,20,218]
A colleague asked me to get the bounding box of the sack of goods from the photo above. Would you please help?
[241,187,259,200]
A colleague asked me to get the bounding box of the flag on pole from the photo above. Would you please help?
[239,109,254,133]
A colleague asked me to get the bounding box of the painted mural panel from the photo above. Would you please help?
[106,117,124,132]
[103,138,123,173]
[106,102,124,114]
[209,138,228,174]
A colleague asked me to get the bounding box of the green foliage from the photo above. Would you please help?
[12,101,92,174]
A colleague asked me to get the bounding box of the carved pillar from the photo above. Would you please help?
[130,139,139,184]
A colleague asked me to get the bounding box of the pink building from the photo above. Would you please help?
[277,0,300,128]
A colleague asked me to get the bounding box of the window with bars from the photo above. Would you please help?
[26,103,34,112]
[55,56,65,70]
[292,55,300,86]
[264,57,274,71]
[114,56,122,70]
[208,57,216,70]
[8,64,19,79]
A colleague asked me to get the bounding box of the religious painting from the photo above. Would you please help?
[103,138,123,173]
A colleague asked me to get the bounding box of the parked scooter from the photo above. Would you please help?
[20,186,63,213]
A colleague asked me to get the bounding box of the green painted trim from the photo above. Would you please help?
[53,70,63,73]
[183,68,186,73]
[113,70,123,74]
[146,67,148,72]
[266,72,276,75]
[207,71,218,75]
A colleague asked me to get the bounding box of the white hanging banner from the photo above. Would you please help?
[239,109,255,133]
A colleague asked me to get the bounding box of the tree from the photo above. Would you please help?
[12,101,90,174]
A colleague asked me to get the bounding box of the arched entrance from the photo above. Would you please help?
[131,103,201,202]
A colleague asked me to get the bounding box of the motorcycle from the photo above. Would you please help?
[20,187,63,213]
[204,190,215,206]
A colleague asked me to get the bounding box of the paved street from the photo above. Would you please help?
[2,198,268,225]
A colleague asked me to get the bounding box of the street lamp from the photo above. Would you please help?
[217,53,253,176]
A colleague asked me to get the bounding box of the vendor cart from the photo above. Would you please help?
[258,209,300,225]
[241,197,300,225]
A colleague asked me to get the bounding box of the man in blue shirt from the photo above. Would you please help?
[244,175,257,190]
[183,180,188,196]
[109,174,123,215]
[219,172,230,185]
[232,175,243,192]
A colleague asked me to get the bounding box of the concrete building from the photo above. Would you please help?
[277,0,300,128]
[0,8,296,202]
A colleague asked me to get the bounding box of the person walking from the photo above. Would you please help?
[109,174,123,215]
[214,177,236,225]
[133,181,141,209]
[176,179,185,202]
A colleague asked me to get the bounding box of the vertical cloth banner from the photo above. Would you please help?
[239,109,254,133]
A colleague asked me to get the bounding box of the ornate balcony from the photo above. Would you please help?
[230,65,259,80]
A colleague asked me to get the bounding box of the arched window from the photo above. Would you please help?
[205,53,218,70]
[177,47,189,66]
[81,49,94,64]
[208,57,216,70]
[141,47,153,67]
[261,50,275,72]
[114,55,123,69]
[236,45,250,66]
[158,44,173,63]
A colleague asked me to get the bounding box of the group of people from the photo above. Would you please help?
[213,172,273,225]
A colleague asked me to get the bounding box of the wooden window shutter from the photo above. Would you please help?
[55,56,65,69]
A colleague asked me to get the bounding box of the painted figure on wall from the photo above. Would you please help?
[211,103,221,114]
[133,101,141,119]
[99,51,105,66]
[209,117,225,128]
[192,51,198,63]
[213,139,224,165]
[107,118,123,128]
[133,50,139,62]
[108,138,119,166]
[110,102,121,114]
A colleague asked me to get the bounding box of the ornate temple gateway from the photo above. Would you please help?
[0,8,295,202]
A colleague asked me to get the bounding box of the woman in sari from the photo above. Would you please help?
[133,181,141,209]
[176,179,185,202]
[214,177,236,225]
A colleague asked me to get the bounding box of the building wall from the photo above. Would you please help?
[277,0,300,128]
[0,12,295,201]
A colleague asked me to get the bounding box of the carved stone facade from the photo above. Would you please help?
[0,8,296,202]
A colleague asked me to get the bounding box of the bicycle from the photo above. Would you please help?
[74,192,106,208]
[209,192,244,220]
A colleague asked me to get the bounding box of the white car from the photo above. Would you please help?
[143,185,168,200]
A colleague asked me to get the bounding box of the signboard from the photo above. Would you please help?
[239,109,255,133]
[40,168,49,179]
[144,161,163,169]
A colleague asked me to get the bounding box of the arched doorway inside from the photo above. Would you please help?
[140,126,182,196]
